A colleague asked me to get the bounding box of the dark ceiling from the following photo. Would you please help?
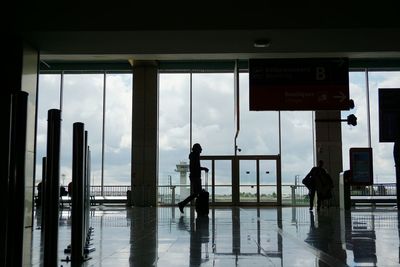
[12,2,400,61]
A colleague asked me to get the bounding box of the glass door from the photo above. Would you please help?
[239,160,257,203]
[238,156,280,205]
[259,160,278,204]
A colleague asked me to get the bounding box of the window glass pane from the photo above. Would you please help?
[368,71,399,183]
[281,111,314,184]
[214,160,232,202]
[237,73,279,155]
[343,71,398,183]
[239,160,257,202]
[35,74,61,184]
[61,74,104,186]
[158,73,190,185]
[192,73,235,155]
[342,72,369,171]
[104,73,132,185]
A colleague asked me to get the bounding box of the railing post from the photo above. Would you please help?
[291,186,296,206]
[43,109,61,267]
[171,186,175,206]
[71,122,85,264]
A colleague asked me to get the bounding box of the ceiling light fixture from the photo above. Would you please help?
[254,39,271,48]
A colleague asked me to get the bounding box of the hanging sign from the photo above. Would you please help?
[249,58,350,110]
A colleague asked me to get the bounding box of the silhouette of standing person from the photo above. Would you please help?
[36,181,43,207]
[178,143,208,213]
[305,160,333,212]
[68,181,73,197]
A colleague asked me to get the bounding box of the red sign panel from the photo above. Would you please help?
[249,58,350,111]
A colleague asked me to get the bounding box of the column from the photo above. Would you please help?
[131,60,158,207]
[0,36,38,267]
[315,110,343,206]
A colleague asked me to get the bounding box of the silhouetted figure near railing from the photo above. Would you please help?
[303,160,333,212]
[36,181,43,207]
[68,181,73,198]
[178,143,208,213]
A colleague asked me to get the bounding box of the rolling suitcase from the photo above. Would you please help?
[195,172,209,216]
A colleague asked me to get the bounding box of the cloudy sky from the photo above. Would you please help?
[35,70,399,189]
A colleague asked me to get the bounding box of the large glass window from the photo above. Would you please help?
[158,74,191,185]
[280,111,314,184]
[36,72,133,189]
[237,73,280,155]
[35,74,61,184]
[104,74,132,185]
[61,74,104,186]
[36,65,399,199]
[192,73,235,155]
[342,72,370,172]
[368,71,399,183]
[342,71,399,183]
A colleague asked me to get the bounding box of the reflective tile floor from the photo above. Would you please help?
[31,206,400,266]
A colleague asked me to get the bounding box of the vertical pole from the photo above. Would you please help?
[101,73,106,196]
[232,158,239,205]
[41,157,46,227]
[6,91,28,267]
[189,72,193,151]
[84,131,89,245]
[43,109,61,267]
[72,122,85,264]
[212,160,215,204]
[60,71,64,111]
[291,186,296,206]
[233,60,240,206]
[277,156,282,206]
[278,111,282,155]
[365,69,372,148]
[234,60,240,156]
[256,159,260,204]
[171,187,175,206]
[312,111,316,165]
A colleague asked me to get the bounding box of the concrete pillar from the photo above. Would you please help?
[315,110,343,206]
[131,61,158,207]
[1,36,38,267]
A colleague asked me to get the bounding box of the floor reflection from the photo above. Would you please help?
[30,206,400,266]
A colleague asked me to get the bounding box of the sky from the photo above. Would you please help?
[35,70,399,189]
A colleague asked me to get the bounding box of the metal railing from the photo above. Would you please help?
[90,185,131,197]
[36,183,398,206]
[350,183,396,196]
[35,185,131,198]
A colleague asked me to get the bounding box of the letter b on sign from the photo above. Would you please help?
[316,67,326,80]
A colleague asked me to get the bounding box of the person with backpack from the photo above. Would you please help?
[178,143,209,213]
[303,160,333,212]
